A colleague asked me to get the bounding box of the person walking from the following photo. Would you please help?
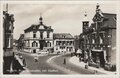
[23,58,26,67]
[63,58,66,65]
[34,56,38,62]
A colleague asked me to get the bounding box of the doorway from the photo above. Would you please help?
[91,50,105,67]
[33,49,36,53]
[39,40,45,50]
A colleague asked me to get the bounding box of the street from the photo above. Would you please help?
[17,51,65,74]
[3,3,117,76]
[14,50,104,74]
[52,54,103,74]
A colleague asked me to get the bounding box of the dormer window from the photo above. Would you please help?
[33,32,36,38]
[47,32,50,38]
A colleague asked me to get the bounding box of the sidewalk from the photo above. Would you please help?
[69,56,116,75]
[47,55,79,74]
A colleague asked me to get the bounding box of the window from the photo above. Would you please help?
[40,32,43,39]
[92,39,95,44]
[33,33,36,38]
[49,43,51,47]
[32,41,38,47]
[28,40,30,47]
[47,41,51,47]
[70,41,72,45]
[56,41,59,45]
[100,37,103,44]
[8,38,11,48]
[47,32,50,38]
[62,41,65,46]
[56,47,58,50]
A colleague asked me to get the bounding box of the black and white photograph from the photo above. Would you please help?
[0,0,120,78]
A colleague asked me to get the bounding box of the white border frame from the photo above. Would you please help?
[0,1,120,78]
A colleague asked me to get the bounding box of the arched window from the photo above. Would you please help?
[47,32,50,38]
[32,41,38,47]
[49,42,51,47]
[92,39,95,44]
[40,32,43,39]
[33,32,36,38]
[47,41,50,47]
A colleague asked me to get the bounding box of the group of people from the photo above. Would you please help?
[75,49,89,62]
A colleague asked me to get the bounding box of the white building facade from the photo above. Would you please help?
[23,16,53,53]
[53,33,75,54]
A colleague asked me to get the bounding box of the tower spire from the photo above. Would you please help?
[83,11,88,21]
[39,13,43,24]
[96,3,100,13]
[82,11,89,33]
[84,11,87,17]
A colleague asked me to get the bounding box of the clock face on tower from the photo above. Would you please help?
[93,13,103,22]
[83,22,89,26]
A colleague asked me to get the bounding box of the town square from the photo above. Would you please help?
[2,2,117,75]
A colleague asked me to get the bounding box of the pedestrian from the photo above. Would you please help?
[94,70,97,74]
[23,58,26,67]
[79,57,81,62]
[34,56,38,62]
[85,62,88,69]
[63,58,66,65]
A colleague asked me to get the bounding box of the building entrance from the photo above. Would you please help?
[91,50,105,67]
[39,40,45,50]
[33,49,36,53]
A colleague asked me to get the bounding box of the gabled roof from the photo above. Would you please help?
[24,16,53,33]
[102,13,116,28]
[53,33,74,39]
[92,12,116,30]
[24,23,53,33]
[18,34,24,41]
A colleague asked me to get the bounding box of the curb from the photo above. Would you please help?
[69,56,116,74]
[46,55,79,74]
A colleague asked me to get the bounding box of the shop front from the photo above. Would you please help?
[89,50,106,68]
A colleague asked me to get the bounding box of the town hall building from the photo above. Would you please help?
[23,16,54,53]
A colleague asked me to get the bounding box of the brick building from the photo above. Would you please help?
[79,4,116,70]
[3,9,15,73]
[74,35,80,52]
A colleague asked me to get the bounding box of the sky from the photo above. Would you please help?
[3,2,117,39]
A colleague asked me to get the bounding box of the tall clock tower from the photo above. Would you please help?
[82,12,89,33]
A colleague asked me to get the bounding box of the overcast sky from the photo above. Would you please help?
[3,2,117,39]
